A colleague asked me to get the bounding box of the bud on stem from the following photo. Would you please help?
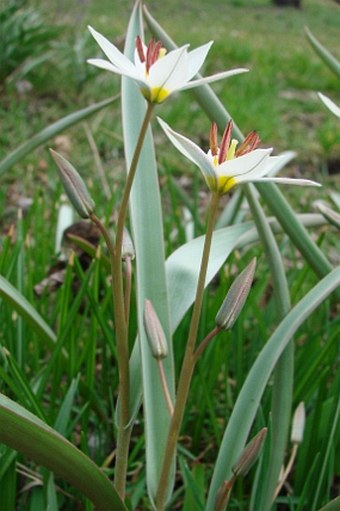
[143,299,168,360]
[215,258,256,330]
[50,149,95,219]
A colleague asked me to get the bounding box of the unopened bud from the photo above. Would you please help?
[314,201,340,230]
[144,299,168,360]
[232,427,267,477]
[291,402,305,444]
[216,258,256,330]
[50,149,95,219]
[122,228,135,260]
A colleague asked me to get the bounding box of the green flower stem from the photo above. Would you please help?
[112,101,154,497]
[124,256,132,324]
[115,101,155,263]
[155,192,220,510]
[244,185,292,510]
[193,325,222,363]
[157,359,174,417]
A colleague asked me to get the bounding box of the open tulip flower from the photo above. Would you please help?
[87,26,248,103]
[158,118,321,194]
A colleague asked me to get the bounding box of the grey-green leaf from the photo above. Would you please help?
[0,394,127,511]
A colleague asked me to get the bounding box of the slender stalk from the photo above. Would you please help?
[193,326,221,363]
[115,101,155,261]
[124,256,132,324]
[155,192,220,510]
[273,443,298,500]
[111,101,154,496]
[157,360,174,416]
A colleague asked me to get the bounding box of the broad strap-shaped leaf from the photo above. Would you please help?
[206,267,340,510]
[121,1,175,502]
[0,394,127,511]
[0,96,118,177]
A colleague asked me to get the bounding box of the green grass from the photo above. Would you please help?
[0,0,339,509]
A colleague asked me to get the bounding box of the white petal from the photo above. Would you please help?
[180,68,249,90]
[87,59,148,88]
[218,149,272,178]
[246,177,322,187]
[186,41,213,80]
[318,92,340,118]
[134,47,146,74]
[158,117,216,182]
[88,26,137,75]
[148,46,189,92]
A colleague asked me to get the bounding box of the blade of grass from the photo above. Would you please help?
[311,376,340,510]
[0,275,57,348]
[206,267,340,510]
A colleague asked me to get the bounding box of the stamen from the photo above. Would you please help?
[235,131,260,157]
[146,39,163,72]
[210,123,218,156]
[218,120,233,164]
[136,36,145,63]
[152,41,163,65]
[146,38,155,73]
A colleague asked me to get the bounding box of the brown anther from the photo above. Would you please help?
[136,36,145,63]
[235,131,260,157]
[152,40,163,65]
[146,39,163,73]
[218,120,233,164]
[209,122,218,156]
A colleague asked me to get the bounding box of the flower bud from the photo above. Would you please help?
[232,427,267,477]
[122,227,135,260]
[143,299,168,360]
[50,149,95,219]
[291,402,305,444]
[215,258,256,330]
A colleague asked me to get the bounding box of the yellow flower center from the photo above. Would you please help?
[141,86,171,104]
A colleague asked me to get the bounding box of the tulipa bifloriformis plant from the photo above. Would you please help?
[0,2,339,511]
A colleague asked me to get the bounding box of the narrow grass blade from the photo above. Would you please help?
[0,449,16,511]
[0,394,127,511]
[121,1,174,502]
[311,377,340,510]
[206,267,340,510]
[54,376,80,435]
[305,27,340,78]
[0,96,118,177]
[0,275,57,348]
